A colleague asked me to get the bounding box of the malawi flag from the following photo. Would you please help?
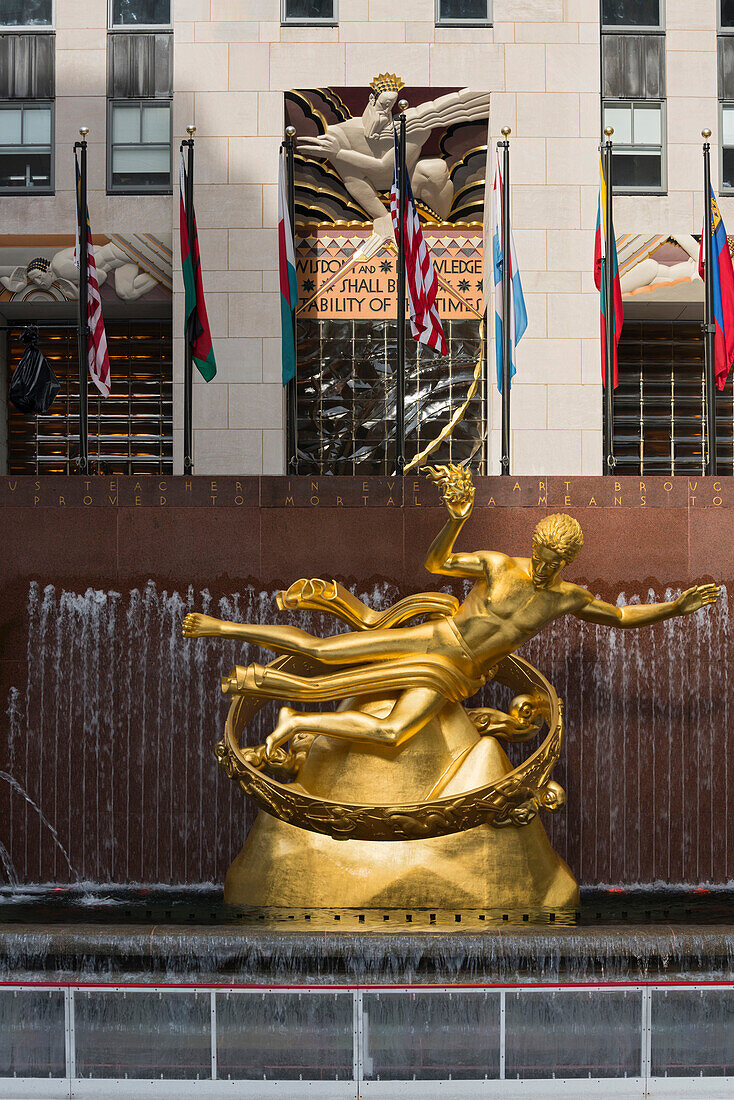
[179,151,216,382]
[278,148,298,386]
[594,156,623,388]
[698,184,734,391]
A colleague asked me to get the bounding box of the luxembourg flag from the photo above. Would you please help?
[278,148,298,386]
[492,150,527,393]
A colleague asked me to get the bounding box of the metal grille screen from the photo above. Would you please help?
[613,320,734,475]
[296,318,486,474]
[7,319,173,475]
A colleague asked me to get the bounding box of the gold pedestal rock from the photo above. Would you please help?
[225,698,577,910]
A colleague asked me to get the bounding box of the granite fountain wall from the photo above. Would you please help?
[0,474,731,889]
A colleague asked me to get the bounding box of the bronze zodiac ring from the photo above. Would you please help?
[215,653,566,842]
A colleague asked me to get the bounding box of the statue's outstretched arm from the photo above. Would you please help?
[574,583,721,628]
[423,464,483,578]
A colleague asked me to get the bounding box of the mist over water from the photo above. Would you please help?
[1,579,729,888]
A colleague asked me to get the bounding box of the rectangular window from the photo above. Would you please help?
[110,0,170,26]
[108,100,171,192]
[722,104,734,190]
[436,0,491,24]
[0,0,52,27]
[603,100,665,191]
[722,0,734,29]
[0,102,52,192]
[281,0,336,24]
[602,0,662,29]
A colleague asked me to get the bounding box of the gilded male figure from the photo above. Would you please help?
[183,466,719,757]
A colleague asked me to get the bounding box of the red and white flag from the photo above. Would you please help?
[390,129,447,355]
[74,150,110,397]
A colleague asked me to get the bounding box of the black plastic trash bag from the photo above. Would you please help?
[9,327,60,415]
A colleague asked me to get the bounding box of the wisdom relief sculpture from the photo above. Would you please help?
[184,467,719,911]
[297,75,490,254]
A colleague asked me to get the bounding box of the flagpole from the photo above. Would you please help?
[395,99,408,476]
[702,128,718,476]
[75,126,89,476]
[284,125,299,474]
[499,126,511,476]
[182,124,196,476]
[603,125,616,477]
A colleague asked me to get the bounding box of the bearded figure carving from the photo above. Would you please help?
[297,74,490,255]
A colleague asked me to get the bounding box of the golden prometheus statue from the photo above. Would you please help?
[183,466,720,911]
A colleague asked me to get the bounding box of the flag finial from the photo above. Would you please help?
[604,126,614,138]
[702,128,712,140]
[285,125,296,138]
[397,98,409,113]
[501,126,511,138]
[79,127,89,139]
[186,125,196,137]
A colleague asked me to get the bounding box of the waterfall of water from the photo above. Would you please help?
[2,579,729,888]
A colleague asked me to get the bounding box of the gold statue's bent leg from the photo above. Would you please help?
[265,686,446,756]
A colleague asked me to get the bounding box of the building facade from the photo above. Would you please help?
[0,1,729,475]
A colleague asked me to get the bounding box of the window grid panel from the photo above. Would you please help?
[6,320,173,476]
[610,321,734,477]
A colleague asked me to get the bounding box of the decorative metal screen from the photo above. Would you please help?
[296,317,485,474]
[7,318,173,474]
[612,319,734,474]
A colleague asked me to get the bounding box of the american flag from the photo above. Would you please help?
[390,129,447,355]
[74,150,110,397]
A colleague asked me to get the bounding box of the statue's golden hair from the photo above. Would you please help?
[532,513,583,562]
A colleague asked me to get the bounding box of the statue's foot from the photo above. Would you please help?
[265,707,298,761]
[182,612,223,638]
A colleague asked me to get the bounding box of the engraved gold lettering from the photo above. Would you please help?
[160,496,167,506]
[614,496,622,506]
[714,496,722,506]
[285,495,294,506]
[664,481,673,492]
[83,495,92,506]
[336,496,344,506]
[588,497,597,506]
[310,495,319,506]
[234,495,243,505]
[135,496,141,506]
[538,495,547,506]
